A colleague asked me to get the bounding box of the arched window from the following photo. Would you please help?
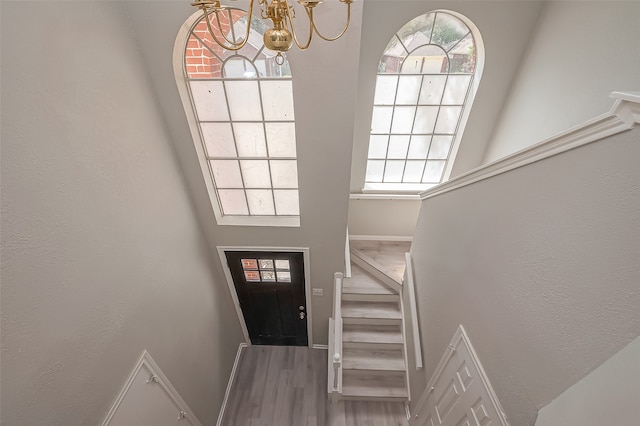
[364,11,483,193]
[174,9,300,227]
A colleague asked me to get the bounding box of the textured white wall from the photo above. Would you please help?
[0,2,243,425]
[535,336,640,426]
[484,1,640,162]
[410,128,640,425]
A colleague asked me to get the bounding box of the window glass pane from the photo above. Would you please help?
[259,259,274,269]
[223,57,258,78]
[413,106,439,133]
[225,80,262,121]
[270,160,298,188]
[201,123,236,157]
[407,135,431,159]
[210,160,243,188]
[246,189,275,215]
[365,160,385,182]
[233,123,267,157]
[422,160,445,183]
[383,160,405,182]
[442,75,471,105]
[190,81,229,121]
[387,135,410,159]
[432,13,468,52]
[218,189,249,215]
[402,45,447,74]
[276,271,291,282]
[380,38,404,74]
[273,190,299,215]
[429,136,453,159]
[397,13,435,50]
[391,106,416,133]
[261,80,295,121]
[240,160,271,188]
[396,76,421,105]
[245,270,261,282]
[419,75,447,105]
[261,271,276,281]
[448,33,476,73]
[434,106,462,134]
[265,123,296,157]
[374,75,398,105]
[368,135,389,159]
[242,259,258,269]
[371,107,393,133]
[275,259,290,270]
[403,161,426,182]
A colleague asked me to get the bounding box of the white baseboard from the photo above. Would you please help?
[349,235,413,242]
[312,344,328,350]
[216,343,248,426]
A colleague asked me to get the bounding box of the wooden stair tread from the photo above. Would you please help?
[343,265,397,295]
[343,324,403,345]
[343,348,405,371]
[342,375,408,398]
[342,301,401,320]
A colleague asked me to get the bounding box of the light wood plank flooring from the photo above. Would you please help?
[221,345,407,425]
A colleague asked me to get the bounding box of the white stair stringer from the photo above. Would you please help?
[339,262,409,402]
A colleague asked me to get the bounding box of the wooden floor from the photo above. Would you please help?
[221,345,408,426]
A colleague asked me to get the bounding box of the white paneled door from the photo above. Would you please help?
[410,326,508,426]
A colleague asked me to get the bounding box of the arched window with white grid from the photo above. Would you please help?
[175,9,300,227]
[364,11,484,193]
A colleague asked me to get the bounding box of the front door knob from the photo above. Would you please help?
[299,312,305,319]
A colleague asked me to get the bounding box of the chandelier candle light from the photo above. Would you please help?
[191,0,353,64]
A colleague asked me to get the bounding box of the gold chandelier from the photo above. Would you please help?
[191,0,353,64]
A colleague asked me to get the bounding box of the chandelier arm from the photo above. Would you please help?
[287,4,313,50]
[201,5,251,51]
[310,2,351,42]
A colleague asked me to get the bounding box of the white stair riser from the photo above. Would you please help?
[343,317,402,326]
[342,293,399,302]
[342,368,405,376]
[343,341,404,350]
[340,395,408,402]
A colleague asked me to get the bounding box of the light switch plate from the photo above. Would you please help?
[312,288,323,296]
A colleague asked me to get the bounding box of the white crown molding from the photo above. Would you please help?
[216,343,248,426]
[102,350,203,426]
[420,91,640,201]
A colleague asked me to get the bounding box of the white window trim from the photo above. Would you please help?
[173,11,300,227]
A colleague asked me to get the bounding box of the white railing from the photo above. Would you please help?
[328,272,343,401]
[405,252,423,370]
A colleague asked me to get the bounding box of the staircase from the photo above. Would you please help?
[335,252,409,401]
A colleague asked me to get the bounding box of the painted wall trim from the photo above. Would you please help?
[349,235,413,242]
[312,344,329,350]
[102,350,203,426]
[216,246,314,347]
[216,343,248,426]
[412,326,508,425]
[350,193,421,200]
[420,91,640,201]
[404,252,423,370]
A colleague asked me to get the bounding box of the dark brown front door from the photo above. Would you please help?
[225,251,308,346]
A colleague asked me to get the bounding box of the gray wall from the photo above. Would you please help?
[484,1,640,162]
[535,336,640,426]
[409,128,640,425]
[0,2,243,425]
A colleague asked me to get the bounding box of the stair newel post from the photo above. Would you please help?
[333,272,343,401]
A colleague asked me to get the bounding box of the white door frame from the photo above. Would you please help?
[217,246,313,347]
